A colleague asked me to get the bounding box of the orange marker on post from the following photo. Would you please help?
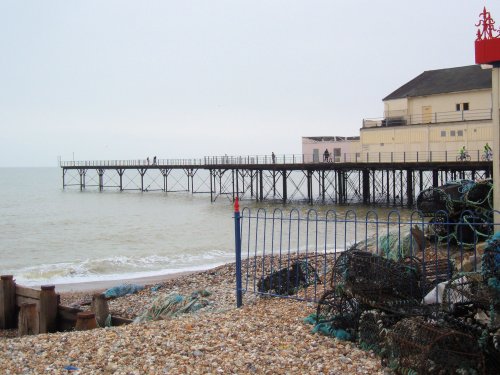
[234,196,240,212]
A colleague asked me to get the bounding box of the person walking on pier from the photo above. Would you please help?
[271,152,276,164]
[147,157,150,165]
[323,149,330,162]
[153,156,157,165]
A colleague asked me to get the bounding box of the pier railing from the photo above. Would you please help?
[363,108,492,128]
[59,149,491,168]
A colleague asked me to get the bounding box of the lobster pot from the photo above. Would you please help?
[455,214,494,246]
[416,187,450,216]
[332,250,422,306]
[357,309,398,354]
[316,288,361,329]
[441,274,492,313]
[465,181,493,210]
[386,318,484,374]
[427,214,456,244]
[416,180,474,216]
[439,181,473,213]
[482,237,500,280]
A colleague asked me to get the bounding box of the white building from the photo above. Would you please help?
[301,136,360,163]
[361,65,493,160]
[302,65,494,162]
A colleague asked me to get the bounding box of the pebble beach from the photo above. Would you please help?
[0,262,385,374]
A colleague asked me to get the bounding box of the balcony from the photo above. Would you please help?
[363,108,492,128]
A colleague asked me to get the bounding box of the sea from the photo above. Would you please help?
[0,167,414,288]
[0,167,239,287]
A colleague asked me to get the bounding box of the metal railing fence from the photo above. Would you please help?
[363,108,492,127]
[59,149,492,168]
[233,205,499,306]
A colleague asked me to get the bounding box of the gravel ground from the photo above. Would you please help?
[0,262,385,374]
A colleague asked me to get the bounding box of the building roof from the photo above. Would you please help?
[383,65,492,101]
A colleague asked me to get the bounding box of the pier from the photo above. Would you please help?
[60,151,492,207]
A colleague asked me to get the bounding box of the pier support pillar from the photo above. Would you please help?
[117,169,125,191]
[97,169,104,191]
[419,170,424,193]
[392,170,396,205]
[362,170,370,204]
[138,168,147,192]
[282,170,287,204]
[306,170,313,204]
[259,170,263,202]
[337,171,344,204]
[232,169,235,201]
[321,170,325,202]
[406,170,414,208]
[272,170,276,197]
[371,170,376,204]
[79,169,86,190]
[209,169,213,202]
[386,170,390,204]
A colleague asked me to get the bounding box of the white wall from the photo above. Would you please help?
[384,98,407,118]
[360,120,493,159]
[302,138,361,163]
[408,90,491,123]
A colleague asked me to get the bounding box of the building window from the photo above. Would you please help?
[463,102,469,111]
[456,104,460,111]
[450,130,456,136]
[456,103,470,111]
[457,130,463,137]
[441,130,446,137]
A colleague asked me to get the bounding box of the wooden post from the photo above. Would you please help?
[0,275,16,329]
[91,293,109,327]
[18,303,38,336]
[39,285,58,333]
[75,312,97,331]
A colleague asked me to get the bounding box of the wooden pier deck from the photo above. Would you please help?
[60,152,492,207]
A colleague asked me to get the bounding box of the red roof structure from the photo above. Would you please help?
[475,7,500,64]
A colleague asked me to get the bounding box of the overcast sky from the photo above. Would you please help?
[0,1,496,167]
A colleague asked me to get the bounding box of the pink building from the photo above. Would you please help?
[302,136,360,163]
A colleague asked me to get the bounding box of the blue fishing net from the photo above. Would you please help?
[103,283,145,298]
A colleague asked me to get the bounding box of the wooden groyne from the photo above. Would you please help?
[0,275,131,336]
